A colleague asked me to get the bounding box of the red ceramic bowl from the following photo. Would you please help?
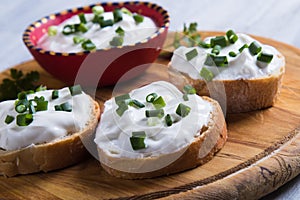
[22,1,169,86]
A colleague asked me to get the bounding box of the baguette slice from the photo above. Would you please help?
[0,97,100,177]
[168,63,285,113]
[98,96,227,179]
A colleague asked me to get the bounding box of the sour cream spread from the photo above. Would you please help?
[94,81,212,173]
[170,33,285,80]
[37,10,157,52]
[0,87,92,151]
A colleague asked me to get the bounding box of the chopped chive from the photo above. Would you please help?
[210,36,227,48]
[69,85,82,96]
[15,104,27,113]
[249,41,262,55]
[34,96,45,102]
[133,14,144,24]
[152,96,166,109]
[82,39,96,50]
[204,54,215,66]
[100,19,114,28]
[62,24,76,35]
[113,8,123,23]
[92,15,104,23]
[121,7,132,16]
[16,113,33,126]
[199,41,211,48]
[116,101,128,116]
[5,115,14,124]
[109,36,124,46]
[36,101,48,111]
[183,94,189,101]
[165,114,173,127]
[36,85,47,92]
[204,54,228,67]
[130,131,146,150]
[52,90,59,99]
[128,99,145,108]
[60,102,72,112]
[185,48,198,61]
[145,109,164,118]
[183,85,196,94]
[92,6,104,15]
[54,105,62,111]
[115,93,131,105]
[257,52,273,63]
[200,67,214,81]
[226,30,238,43]
[176,103,191,118]
[211,45,221,55]
[29,104,36,114]
[18,92,27,100]
[78,13,87,24]
[77,23,88,33]
[239,44,249,53]
[73,36,85,44]
[115,26,125,36]
[146,93,158,103]
[229,51,237,57]
[48,26,57,36]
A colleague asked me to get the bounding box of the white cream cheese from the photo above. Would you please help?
[0,87,92,151]
[94,81,212,173]
[170,33,285,80]
[37,11,157,52]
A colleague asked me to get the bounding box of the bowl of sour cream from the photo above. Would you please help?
[22,2,169,86]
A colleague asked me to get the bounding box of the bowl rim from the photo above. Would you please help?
[22,1,170,56]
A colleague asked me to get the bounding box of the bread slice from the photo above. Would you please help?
[98,96,227,179]
[168,62,285,113]
[0,97,100,177]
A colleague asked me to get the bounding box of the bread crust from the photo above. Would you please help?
[168,63,285,113]
[100,97,227,179]
[0,98,100,177]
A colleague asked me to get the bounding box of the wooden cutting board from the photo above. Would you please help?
[0,32,300,200]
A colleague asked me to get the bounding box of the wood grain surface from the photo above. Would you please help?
[0,32,300,200]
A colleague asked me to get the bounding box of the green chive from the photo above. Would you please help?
[204,54,228,67]
[92,6,104,15]
[69,85,82,96]
[121,7,132,16]
[211,45,221,55]
[73,36,85,44]
[62,24,76,35]
[229,51,237,57]
[48,26,57,36]
[226,30,238,44]
[18,92,27,100]
[60,102,72,112]
[82,39,96,50]
[92,15,104,24]
[128,99,145,108]
[185,48,198,61]
[130,131,146,150]
[78,13,87,24]
[15,104,27,113]
[54,105,62,111]
[145,109,164,118]
[115,93,131,105]
[16,113,33,126]
[176,103,191,118]
[199,41,211,48]
[183,94,189,101]
[52,90,59,99]
[133,14,144,24]
[257,52,273,63]
[29,104,36,114]
[146,93,158,103]
[36,101,48,111]
[5,115,14,124]
[36,85,47,92]
[113,8,123,23]
[115,26,125,36]
[210,36,227,48]
[152,96,166,109]
[116,101,128,116]
[165,114,173,127]
[183,85,196,94]
[109,36,124,47]
[77,23,88,33]
[200,67,214,81]
[239,44,249,53]
[249,41,262,55]
[100,19,114,28]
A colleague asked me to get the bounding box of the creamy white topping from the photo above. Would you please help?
[170,33,285,80]
[0,87,92,151]
[37,11,157,52]
[94,81,212,173]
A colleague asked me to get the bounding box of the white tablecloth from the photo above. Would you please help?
[0,0,300,199]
